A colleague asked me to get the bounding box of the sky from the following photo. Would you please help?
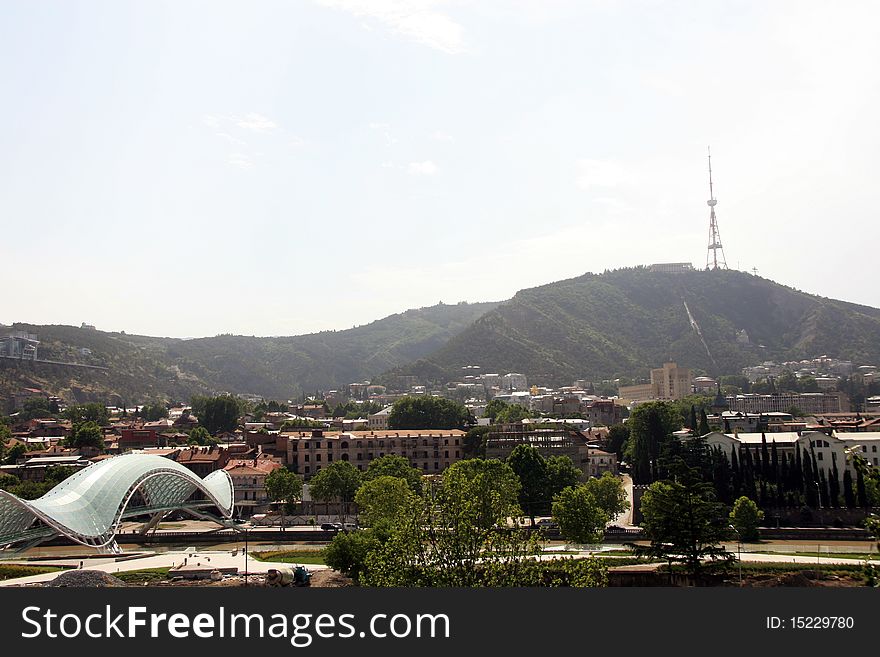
[2,0,879,338]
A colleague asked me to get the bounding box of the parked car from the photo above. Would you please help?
[320,522,343,531]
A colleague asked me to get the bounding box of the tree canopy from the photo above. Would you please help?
[552,485,608,544]
[362,454,423,495]
[387,396,472,430]
[265,468,304,515]
[308,461,363,505]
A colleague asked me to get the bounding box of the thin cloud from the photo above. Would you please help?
[236,112,278,132]
[408,160,438,175]
[227,153,254,169]
[315,0,467,54]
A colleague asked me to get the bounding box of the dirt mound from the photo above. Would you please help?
[45,570,127,587]
[310,570,355,587]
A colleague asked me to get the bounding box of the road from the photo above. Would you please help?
[0,548,328,587]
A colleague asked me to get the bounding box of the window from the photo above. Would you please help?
[357,453,362,460]
[327,453,333,462]
[379,452,385,458]
[305,454,310,462]
[305,466,310,474]
[863,446,868,452]
[874,458,879,466]
[455,439,460,446]
[445,450,449,458]
[444,439,449,445]
[358,465,364,470]
[873,445,878,453]
[303,442,309,449]
[455,450,460,458]
[342,453,349,461]
[253,478,257,485]
[315,442,321,449]
[434,462,439,470]
[423,463,428,470]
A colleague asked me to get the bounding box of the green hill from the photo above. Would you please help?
[0,301,497,406]
[387,268,880,386]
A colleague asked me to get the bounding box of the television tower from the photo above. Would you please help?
[705,146,728,270]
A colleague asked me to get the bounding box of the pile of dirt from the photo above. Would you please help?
[309,570,355,587]
[45,570,127,587]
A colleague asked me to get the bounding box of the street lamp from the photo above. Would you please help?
[729,525,742,587]
[244,528,248,587]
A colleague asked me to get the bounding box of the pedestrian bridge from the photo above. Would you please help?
[0,453,234,552]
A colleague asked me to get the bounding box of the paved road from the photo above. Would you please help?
[0,549,328,587]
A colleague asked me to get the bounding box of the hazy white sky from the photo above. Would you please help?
[3,0,879,338]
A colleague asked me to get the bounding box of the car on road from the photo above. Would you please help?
[320,522,343,531]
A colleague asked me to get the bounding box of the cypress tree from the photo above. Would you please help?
[803,448,817,507]
[818,468,830,508]
[690,405,698,437]
[743,447,757,500]
[843,469,856,508]
[698,409,711,436]
[829,461,841,508]
[730,447,741,497]
[770,440,779,487]
[761,434,770,479]
[759,478,768,507]
[794,448,804,492]
[856,468,869,508]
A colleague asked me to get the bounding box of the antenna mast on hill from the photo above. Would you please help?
[705,146,728,270]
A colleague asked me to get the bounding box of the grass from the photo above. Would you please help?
[251,550,326,565]
[0,564,64,581]
[114,567,171,584]
[749,551,880,560]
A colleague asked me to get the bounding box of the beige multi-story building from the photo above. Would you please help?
[224,456,283,511]
[618,362,694,402]
[651,362,693,400]
[286,429,466,478]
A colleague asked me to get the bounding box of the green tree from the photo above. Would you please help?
[494,404,530,424]
[463,425,490,458]
[141,402,168,422]
[583,472,628,521]
[729,495,764,542]
[606,424,629,461]
[625,401,681,484]
[0,473,20,490]
[362,454,423,495]
[265,468,304,527]
[362,459,535,587]
[192,395,242,434]
[387,396,472,430]
[544,455,582,502]
[44,465,77,486]
[68,421,104,450]
[439,458,522,531]
[551,485,608,544]
[324,530,381,582]
[188,426,215,446]
[20,397,54,420]
[507,444,548,524]
[65,403,109,426]
[638,461,732,578]
[484,399,509,422]
[355,476,417,528]
[309,461,363,520]
[4,442,26,464]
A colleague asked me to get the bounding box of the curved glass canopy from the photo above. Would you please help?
[0,453,234,549]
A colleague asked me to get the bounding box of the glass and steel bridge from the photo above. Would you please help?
[0,453,235,552]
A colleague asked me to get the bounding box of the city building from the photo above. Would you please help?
[224,456,283,512]
[484,424,618,478]
[286,428,466,477]
[726,392,845,415]
[367,406,393,431]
